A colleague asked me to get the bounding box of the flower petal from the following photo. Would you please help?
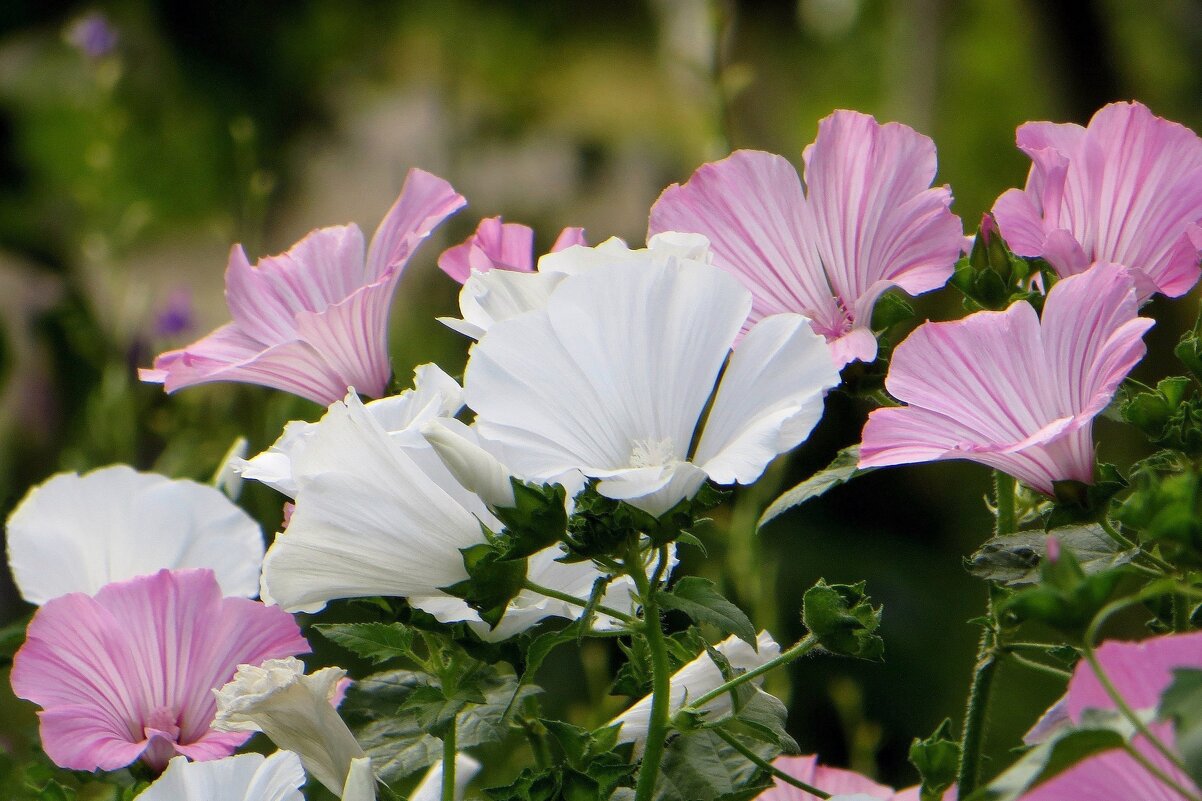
[140,752,306,801]
[366,168,467,280]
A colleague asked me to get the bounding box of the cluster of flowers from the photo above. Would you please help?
[7,100,1202,799]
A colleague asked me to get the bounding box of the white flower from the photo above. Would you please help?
[5,464,264,604]
[610,631,781,749]
[257,389,491,613]
[237,363,463,498]
[440,233,712,339]
[464,243,840,516]
[421,417,516,508]
[213,658,365,795]
[409,754,482,801]
[139,751,305,801]
[341,757,378,801]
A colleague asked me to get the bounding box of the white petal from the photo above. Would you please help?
[213,436,249,500]
[261,393,486,613]
[341,757,377,801]
[139,752,305,801]
[410,754,482,801]
[440,268,567,339]
[597,462,709,517]
[6,465,264,604]
[695,314,840,484]
[422,418,516,508]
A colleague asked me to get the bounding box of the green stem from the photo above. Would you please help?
[993,472,1016,536]
[682,634,819,713]
[522,579,637,625]
[1006,652,1072,680]
[1099,518,1175,574]
[441,714,457,801]
[1174,591,1192,633]
[957,599,1000,796]
[712,728,831,799]
[629,546,672,801]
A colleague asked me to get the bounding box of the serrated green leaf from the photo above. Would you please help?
[758,446,866,529]
[908,718,961,799]
[656,577,756,646]
[315,622,416,665]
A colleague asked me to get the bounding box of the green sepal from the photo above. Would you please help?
[1046,463,1126,527]
[442,543,528,628]
[801,579,884,661]
[493,479,569,560]
[908,718,961,800]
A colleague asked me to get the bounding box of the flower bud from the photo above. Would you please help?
[421,418,516,508]
[213,658,365,795]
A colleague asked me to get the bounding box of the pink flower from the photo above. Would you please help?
[10,568,308,773]
[992,101,1202,300]
[141,169,465,404]
[437,215,586,283]
[1020,632,1202,800]
[649,110,963,366]
[859,262,1152,496]
[757,755,954,800]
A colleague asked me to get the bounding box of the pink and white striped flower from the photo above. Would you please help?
[10,568,307,772]
[437,215,585,282]
[1019,632,1202,800]
[992,101,1202,300]
[859,262,1152,496]
[140,169,465,405]
[649,110,963,366]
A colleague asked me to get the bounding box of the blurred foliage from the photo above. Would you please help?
[1,0,1201,792]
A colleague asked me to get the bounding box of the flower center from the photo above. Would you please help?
[629,437,677,468]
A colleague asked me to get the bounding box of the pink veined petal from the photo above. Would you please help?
[757,755,927,800]
[827,327,880,367]
[366,168,467,280]
[1019,726,1193,801]
[1065,631,1202,721]
[10,569,307,772]
[799,110,962,311]
[649,149,843,333]
[994,102,1202,299]
[551,226,588,251]
[226,226,368,346]
[438,217,536,282]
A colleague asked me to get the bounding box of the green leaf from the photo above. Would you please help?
[656,577,757,647]
[908,719,961,800]
[315,622,416,665]
[964,711,1131,801]
[758,446,867,529]
[1159,667,1202,788]
[718,688,799,753]
[801,579,884,661]
[1000,545,1128,632]
[34,781,76,801]
[0,613,30,663]
[654,729,775,801]
[966,525,1137,587]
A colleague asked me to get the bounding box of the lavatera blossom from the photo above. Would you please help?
[138,751,306,801]
[756,754,954,800]
[437,214,586,282]
[140,169,466,405]
[10,568,307,772]
[859,262,1152,496]
[464,243,841,516]
[649,110,964,366]
[992,101,1202,300]
[1018,631,1202,801]
[6,465,264,605]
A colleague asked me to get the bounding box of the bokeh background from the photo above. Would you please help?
[1,0,1200,793]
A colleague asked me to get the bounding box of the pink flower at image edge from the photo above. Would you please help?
[757,754,955,800]
[10,568,308,772]
[140,168,466,405]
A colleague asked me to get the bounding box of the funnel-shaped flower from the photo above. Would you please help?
[141,169,465,404]
[139,752,305,801]
[214,658,365,796]
[859,263,1152,495]
[465,246,840,516]
[10,568,307,772]
[649,111,963,366]
[992,101,1202,300]
[437,215,586,282]
[755,755,947,800]
[611,632,780,748]
[6,465,264,605]
[1019,632,1202,800]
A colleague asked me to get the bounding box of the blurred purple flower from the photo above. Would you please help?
[65,11,119,59]
[154,288,195,339]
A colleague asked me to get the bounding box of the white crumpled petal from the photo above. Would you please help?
[213,658,365,796]
[139,751,305,801]
[6,464,264,604]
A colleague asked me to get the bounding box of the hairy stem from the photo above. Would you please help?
[993,472,1016,536]
[629,545,672,801]
[957,599,1000,796]
[441,713,457,801]
[683,634,818,713]
[521,579,636,625]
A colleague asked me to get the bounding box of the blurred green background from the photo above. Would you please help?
[1,0,1201,793]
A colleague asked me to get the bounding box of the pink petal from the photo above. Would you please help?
[10,569,307,772]
[1066,631,1202,721]
[551,227,588,251]
[438,217,536,282]
[366,168,467,280]
[758,755,917,800]
[1020,726,1192,801]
